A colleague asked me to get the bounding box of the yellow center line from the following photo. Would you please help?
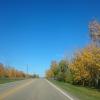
[0,80,33,100]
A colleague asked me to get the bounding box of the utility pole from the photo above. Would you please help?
[27,64,28,78]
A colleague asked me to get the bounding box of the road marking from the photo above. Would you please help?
[0,79,33,100]
[45,79,74,100]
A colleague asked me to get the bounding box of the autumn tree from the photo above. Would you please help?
[57,60,69,81]
[46,69,54,79]
[46,61,58,79]
[70,45,100,87]
[45,19,100,89]
[0,63,5,78]
[0,64,27,79]
[89,20,100,46]
[45,60,69,82]
[50,61,58,79]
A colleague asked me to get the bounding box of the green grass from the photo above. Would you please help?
[0,78,24,84]
[50,80,100,100]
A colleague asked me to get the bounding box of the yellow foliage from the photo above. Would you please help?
[70,44,100,84]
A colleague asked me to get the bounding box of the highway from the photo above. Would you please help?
[0,79,73,100]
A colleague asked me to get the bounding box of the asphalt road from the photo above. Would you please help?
[0,79,72,100]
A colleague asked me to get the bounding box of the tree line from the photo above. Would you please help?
[46,20,100,89]
[0,63,29,79]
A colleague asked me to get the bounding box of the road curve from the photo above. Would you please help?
[0,79,71,100]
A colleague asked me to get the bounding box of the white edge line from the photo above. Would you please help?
[45,79,74,100]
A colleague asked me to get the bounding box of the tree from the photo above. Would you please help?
[46,69,54,79]
[70,45,100,87]
[50,61,58,79]
[89,20,100,46]
[46,61,58,79]
[57,60,68,81]
[32,74,39,78]
[0,63,5,78]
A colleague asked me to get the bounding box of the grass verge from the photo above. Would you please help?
[49,80,100,100]
[0,78,24,84]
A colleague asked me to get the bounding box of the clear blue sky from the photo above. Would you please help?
[0,0,100,76]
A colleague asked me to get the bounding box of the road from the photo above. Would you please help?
[0,79,73,100]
